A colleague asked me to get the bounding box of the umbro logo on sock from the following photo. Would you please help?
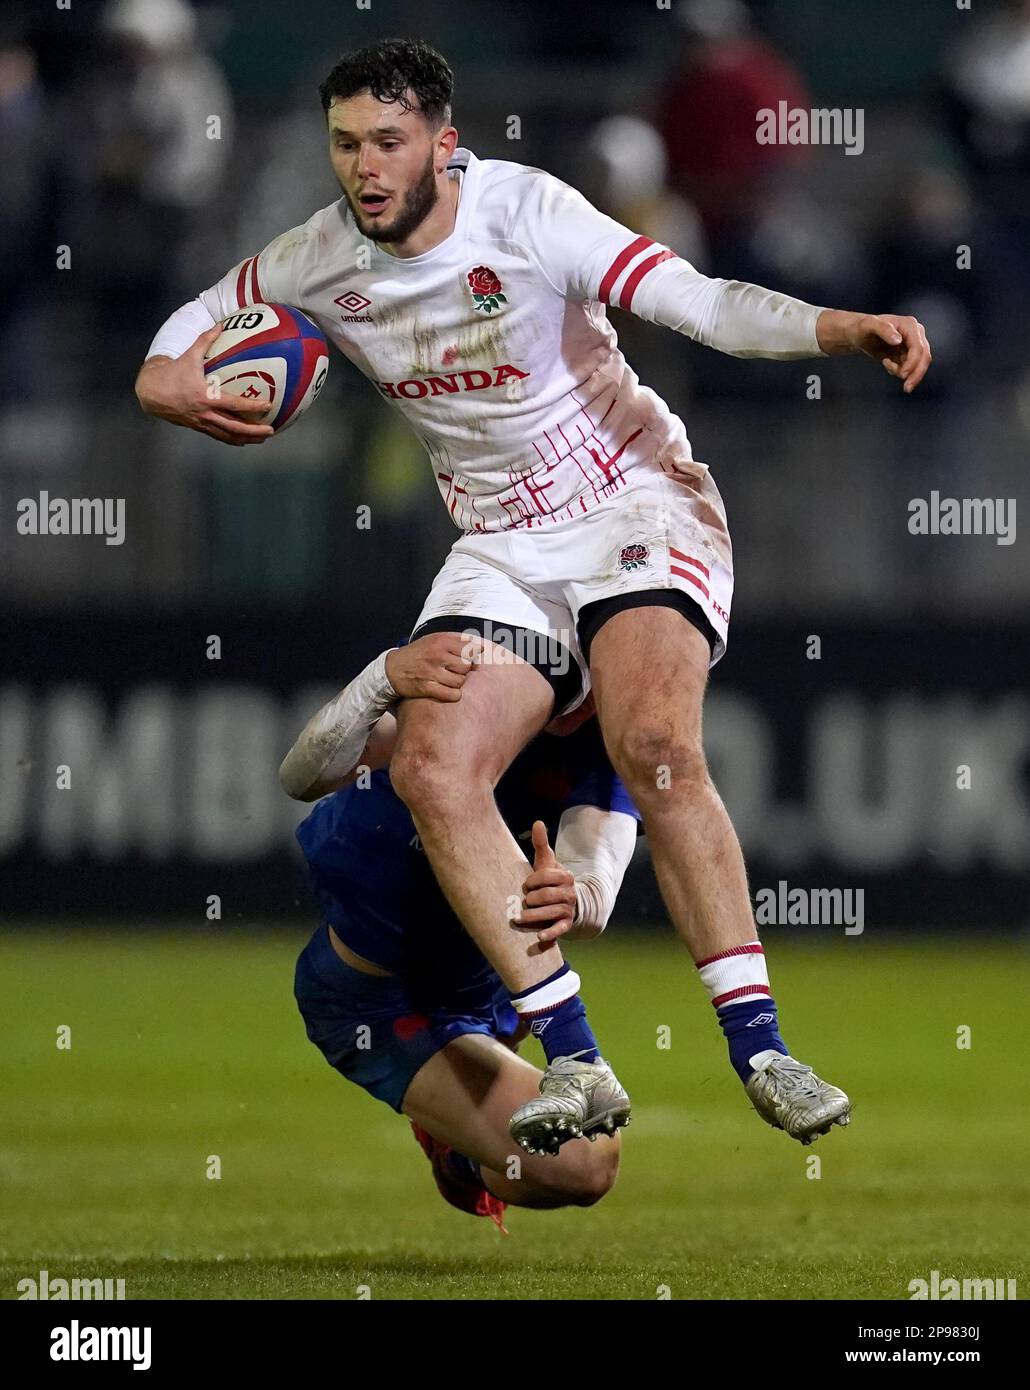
[529,1018,552,1036]
[747,1013,775,1027]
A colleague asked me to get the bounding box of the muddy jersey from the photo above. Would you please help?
[189,148,822,533]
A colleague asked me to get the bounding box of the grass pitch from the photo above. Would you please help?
[1,927,1027,1300]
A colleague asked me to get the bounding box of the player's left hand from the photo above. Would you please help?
[511,820,577,943]
[817,309,932,394]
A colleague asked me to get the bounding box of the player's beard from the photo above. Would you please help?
[354,152,439,244]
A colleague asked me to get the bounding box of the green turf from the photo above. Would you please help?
[1,928,1027,1299]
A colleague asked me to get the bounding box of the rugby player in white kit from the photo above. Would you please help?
[137,39,931,1154]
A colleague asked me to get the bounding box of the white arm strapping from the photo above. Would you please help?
[278,650,397,800]
[554,804,639,938]
[638,260,826,360]
[146,298,217,361]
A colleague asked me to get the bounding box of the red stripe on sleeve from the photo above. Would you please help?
[235,257,253,308]
[618,248,677,311]
[249,255,263,305]
[236,257,251,307]
[598,235,653,305]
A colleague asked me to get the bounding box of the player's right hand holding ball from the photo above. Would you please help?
[386,632,484,703]
[134,326,275,446]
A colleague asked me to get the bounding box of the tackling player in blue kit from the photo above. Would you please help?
[283,632,643,1228]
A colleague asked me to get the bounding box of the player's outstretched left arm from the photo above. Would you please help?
[638,267,933,392]
[512,812,638,944]
[526,172,932,392]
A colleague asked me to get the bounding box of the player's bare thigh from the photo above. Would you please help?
[588,606,710,780]
[402,1032,619,1202]
[391,640,556,792]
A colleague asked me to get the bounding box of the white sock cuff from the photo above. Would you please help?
[512,968,581,1016]
[697,941,770,1007]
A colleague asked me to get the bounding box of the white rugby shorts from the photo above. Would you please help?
[412,461,734,713]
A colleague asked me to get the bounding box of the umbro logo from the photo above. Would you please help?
[335,290,373,322]
[335,290,371,312]
[747,1013,775,1027]
[529,1018,552,1036]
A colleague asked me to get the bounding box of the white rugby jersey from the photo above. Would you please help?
[150,148,825,532]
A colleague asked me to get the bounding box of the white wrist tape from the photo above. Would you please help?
[556,805,639,935]
[573,878,611,935]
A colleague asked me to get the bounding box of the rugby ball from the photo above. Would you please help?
[204,303,329,433]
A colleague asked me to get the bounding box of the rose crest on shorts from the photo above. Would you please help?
[619,542,650,570]
[467,265,507,314]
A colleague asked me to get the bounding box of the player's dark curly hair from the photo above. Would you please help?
[319,38,454,128]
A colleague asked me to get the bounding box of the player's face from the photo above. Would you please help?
[327,92,451,244]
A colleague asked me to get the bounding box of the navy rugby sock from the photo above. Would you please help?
[717,997,789,1083]
[696,941,788,1083]
[510,962,600,1065]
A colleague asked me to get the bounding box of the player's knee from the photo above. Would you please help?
[390,740,471,815]
[608,724,708,804]
[551,1143,619,1207]
[570,1147,619,1207]
[389,741,431,809]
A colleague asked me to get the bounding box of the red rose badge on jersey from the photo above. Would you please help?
[467,265,507,314]
[619,543,650,571]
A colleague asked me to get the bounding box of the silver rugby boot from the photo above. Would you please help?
[510,1054,631,1156]
[745,1050,851,1144]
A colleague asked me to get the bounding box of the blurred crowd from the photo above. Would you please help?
[0,0,232,402]
[2,0,1029,613]
[624,0,1029,402]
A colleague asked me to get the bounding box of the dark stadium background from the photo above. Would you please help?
[2,0,1027,928]
[2,0,1029,1311]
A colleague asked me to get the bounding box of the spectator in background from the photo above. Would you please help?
[68,0,233,392]
[576,114,707,409]
[578,114,707,270]
[656,0,810,255]
[947,0,1030,194]
[656,0,868,398]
